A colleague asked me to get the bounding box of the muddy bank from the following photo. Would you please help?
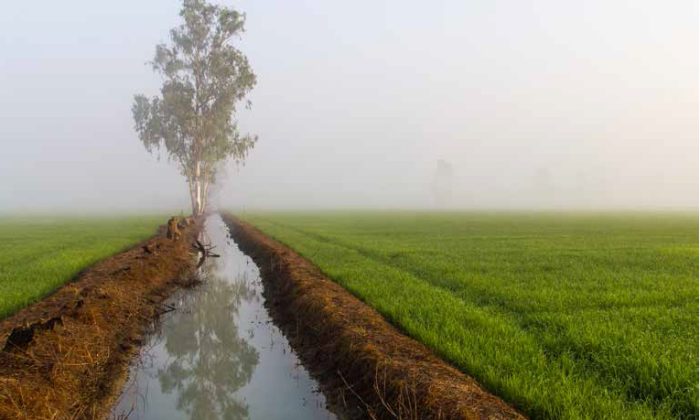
[222,213,524,420]
[0,221,200,419]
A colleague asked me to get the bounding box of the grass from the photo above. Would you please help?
[239,211,698,419]
[0,215,164,319]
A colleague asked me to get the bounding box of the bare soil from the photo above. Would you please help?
[0,221,200,420]
[222,213,525,420]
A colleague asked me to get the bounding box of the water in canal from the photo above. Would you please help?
[112,215,337,420]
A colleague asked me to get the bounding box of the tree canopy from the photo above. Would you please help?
[133,0,256,215]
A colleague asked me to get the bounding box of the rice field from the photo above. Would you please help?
[239,211,698,419]
[0,215,163,319]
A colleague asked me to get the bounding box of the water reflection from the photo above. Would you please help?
[113,215,336,420]
[157,272,258,419]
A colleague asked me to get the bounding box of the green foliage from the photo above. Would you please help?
[133,0,256,214]
[240,211,699,419]
[0,216,163,319]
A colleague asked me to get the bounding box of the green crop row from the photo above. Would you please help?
[0,215,163,319]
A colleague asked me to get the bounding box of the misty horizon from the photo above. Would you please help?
[1,0,697,213]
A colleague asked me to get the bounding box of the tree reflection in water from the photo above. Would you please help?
[156,261,259,420]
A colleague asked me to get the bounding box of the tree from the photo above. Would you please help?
[133,0,256,216]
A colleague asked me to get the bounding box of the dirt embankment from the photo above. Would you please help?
[222,214,525,420]
[0,221,200,420]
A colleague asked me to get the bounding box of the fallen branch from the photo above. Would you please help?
[193,239,219,267]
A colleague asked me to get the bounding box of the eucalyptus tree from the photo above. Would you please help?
[133,0,256,216]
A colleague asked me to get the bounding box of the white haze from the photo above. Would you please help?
[0,0,697,213]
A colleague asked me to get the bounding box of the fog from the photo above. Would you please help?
[1,0,697,213]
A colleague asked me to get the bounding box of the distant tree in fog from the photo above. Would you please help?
[432,159,453,208]
[132,0,257,216]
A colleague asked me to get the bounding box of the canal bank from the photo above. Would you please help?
[0,219,199,419]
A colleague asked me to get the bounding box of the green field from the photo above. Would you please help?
[239,211,698,419]
[0,216,163,319]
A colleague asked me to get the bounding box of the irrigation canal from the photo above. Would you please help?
[112,214,337,419]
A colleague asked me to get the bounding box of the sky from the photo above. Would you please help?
[0,0,697,212]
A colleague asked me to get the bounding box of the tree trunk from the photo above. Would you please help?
[187,178,197,216]
[194,161,203,216]
[201,178,210,215]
